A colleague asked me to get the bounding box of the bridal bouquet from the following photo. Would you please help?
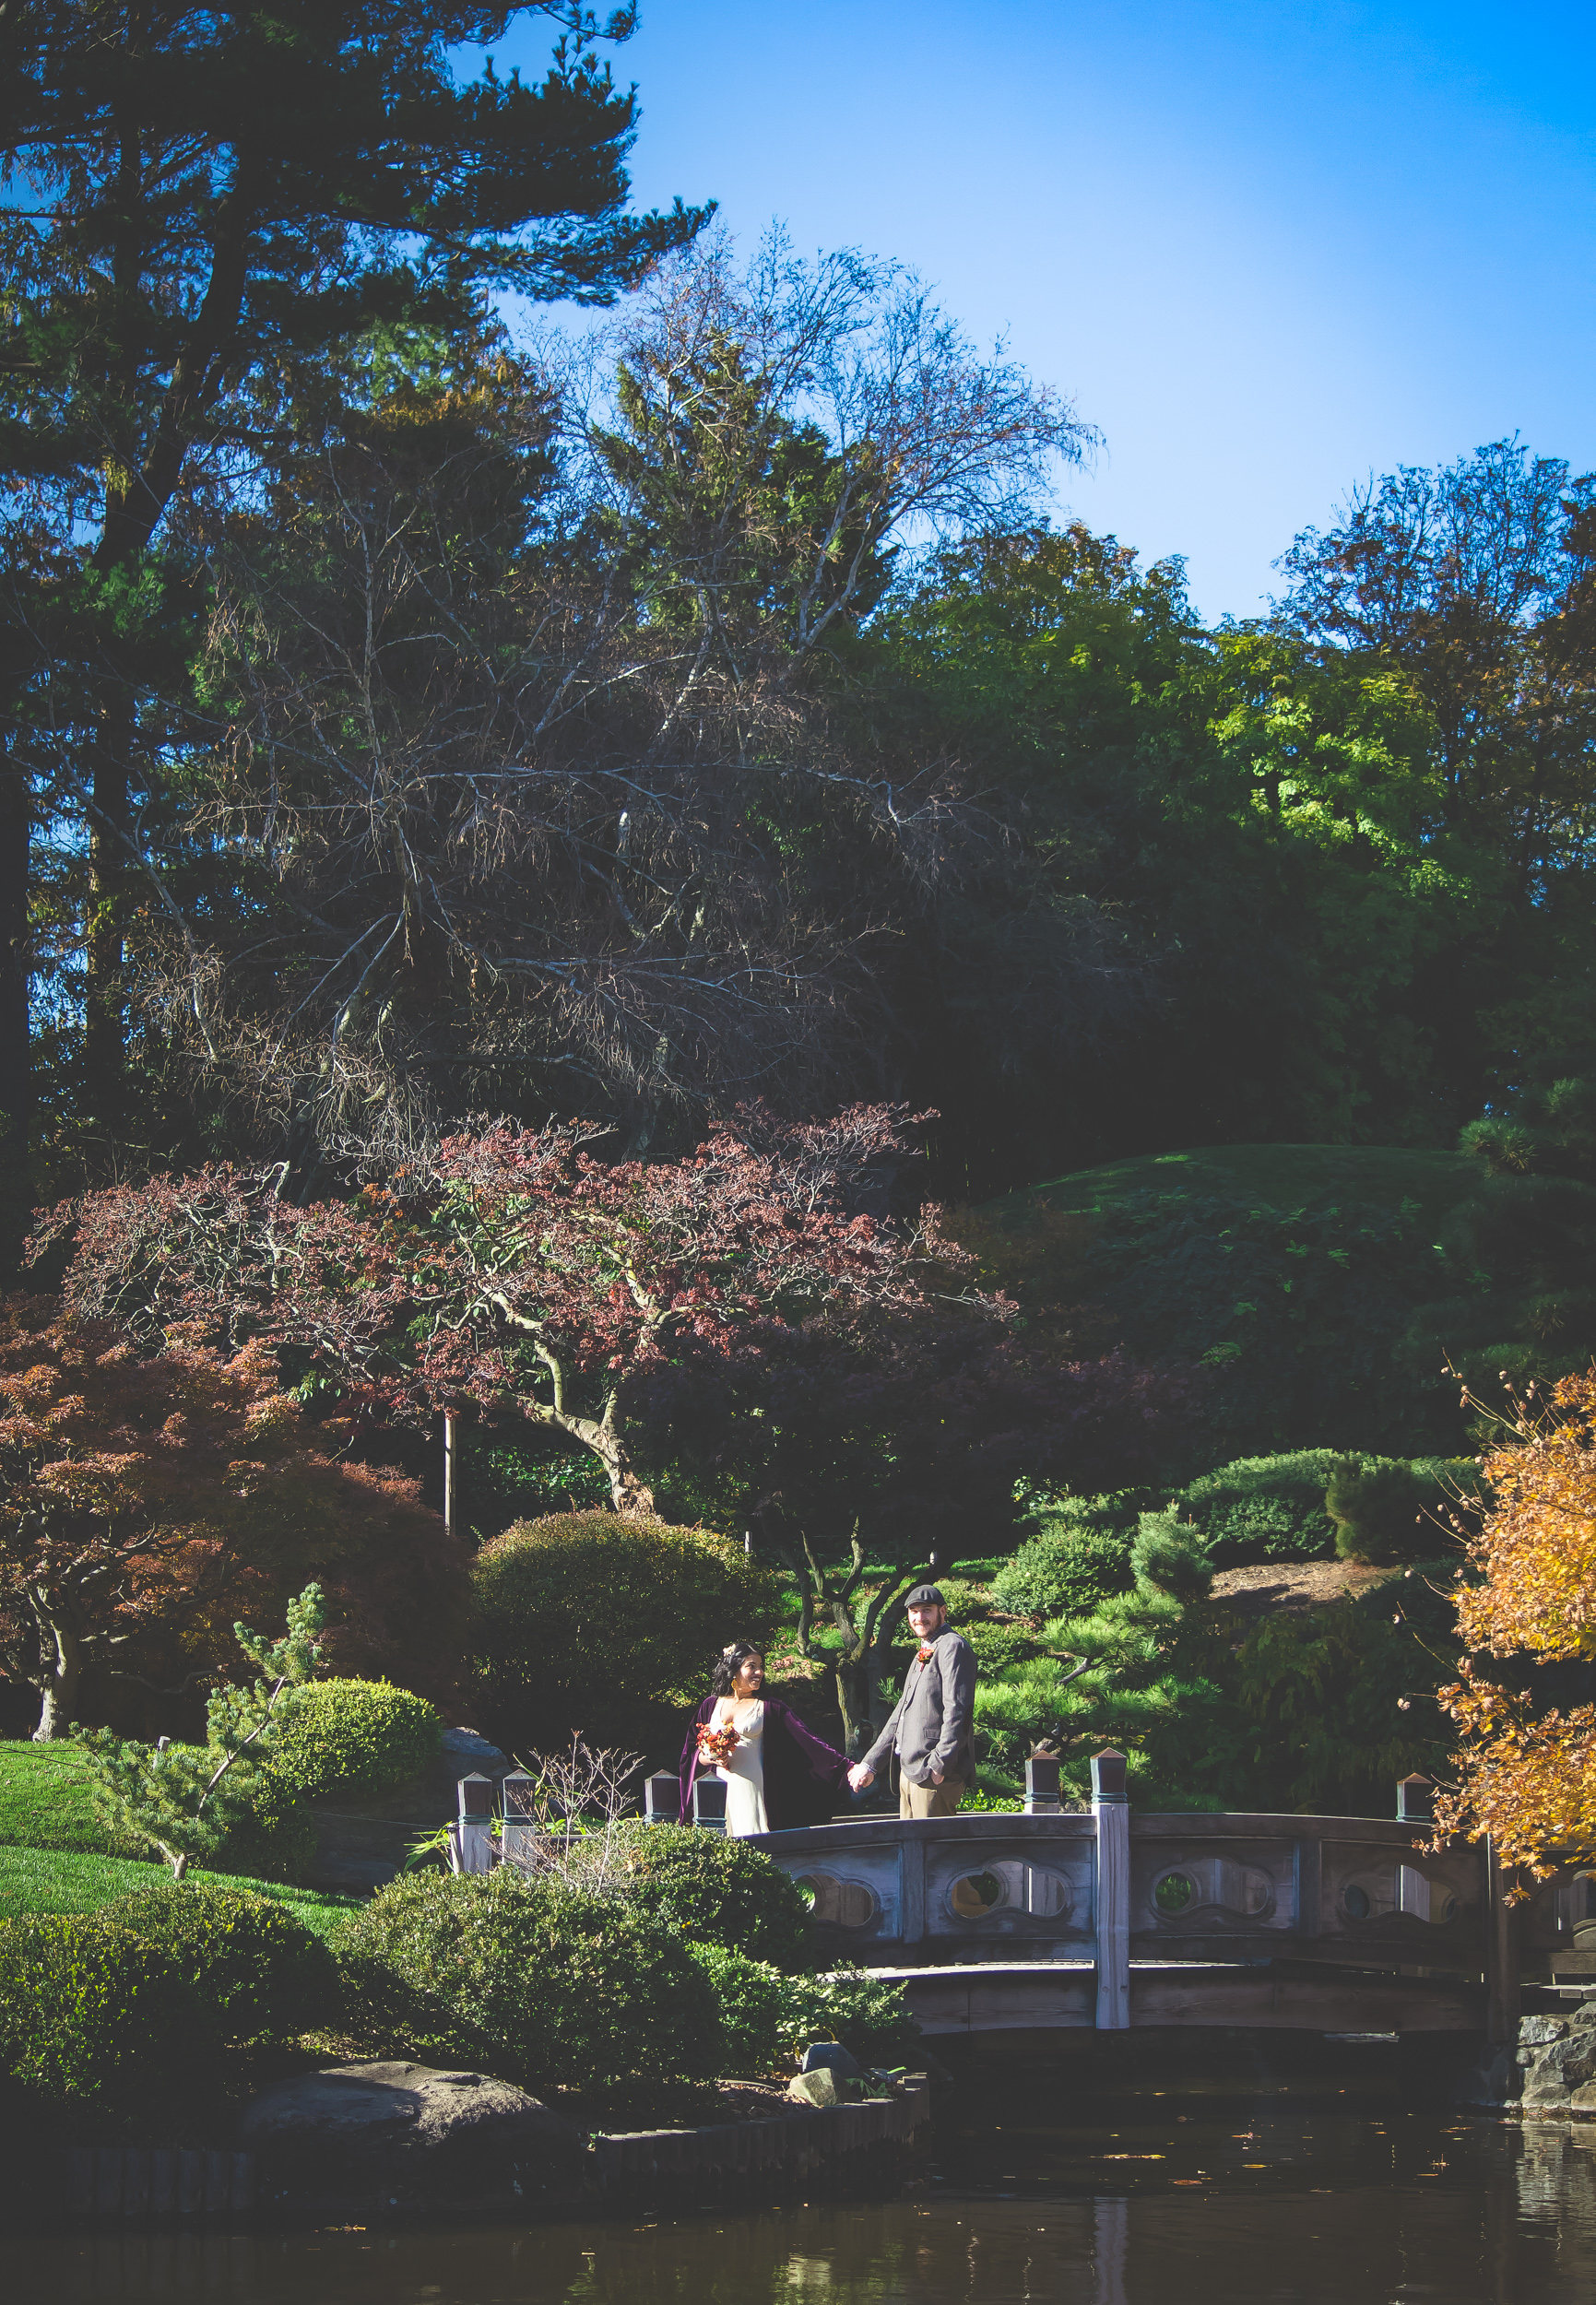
[695,1720,740,1768]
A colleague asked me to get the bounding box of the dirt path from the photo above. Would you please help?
[1209,1558,1406,1618]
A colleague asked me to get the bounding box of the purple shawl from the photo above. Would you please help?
[678,1695,851,1831]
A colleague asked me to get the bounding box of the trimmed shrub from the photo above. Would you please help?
[688,1946,920,2074]
[104,1879,336,2043]
[1130,1513,1214,1602]
[1170,1451,1344,1566]
[609,1823,812,1970]
[269,1680,442,1802]
[0,1913,217,2132]
[470,1512,782,1755]
[335,1869,721,2091]
[1327,1455,1473,1565]
[689,1944,786,2074]
[774,1966,920,2067]
[992,1529,1135,1619]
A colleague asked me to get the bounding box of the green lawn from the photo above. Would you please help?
[0,1842,360,1937]
[0,1734,136,1852]
[983,1142,1478,1232]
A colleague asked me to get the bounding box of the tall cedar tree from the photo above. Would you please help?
[0,1,705,1176]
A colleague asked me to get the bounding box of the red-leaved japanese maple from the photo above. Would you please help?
[0,1296,468,1737]
[39,1105,968,1516]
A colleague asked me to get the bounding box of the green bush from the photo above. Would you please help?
[609,1823,812,1970]
[1327,1455,1473,1565]
[335,1869,722,2091]
[1171,1451,1345,1565]
[1130,1513,1214,1602]
[103,1879,336,2043]
[269,1680,442,1802]
[470,1511,782,1754]
[991,1495,1139,1618]
[0,1913,217,2133]
[689,1944,787,2074]
[688,1945,919,2074]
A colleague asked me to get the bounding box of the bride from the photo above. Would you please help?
[679,1642,851,1835]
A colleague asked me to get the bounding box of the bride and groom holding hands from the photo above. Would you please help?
[677,1585,978,1836]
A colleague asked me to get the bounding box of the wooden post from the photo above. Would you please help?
[692,1775,728,1831]
[1485,1836,1521,2046]
[501,1771,536,1868]
[457,1772,494,1873]
[443,1410,460,1540]
[1024,1754,1062,1814]
[644,1771,680,1824]
[1092,1749,1129,2031]
[898,1832,928,1947]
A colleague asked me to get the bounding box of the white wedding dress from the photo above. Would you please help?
[714,1699,769,1837]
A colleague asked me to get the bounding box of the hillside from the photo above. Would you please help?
[980,1142,1478,1232]
[954,1142,1480,1471]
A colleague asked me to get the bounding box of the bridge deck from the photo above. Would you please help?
[865,1959,1486,2036]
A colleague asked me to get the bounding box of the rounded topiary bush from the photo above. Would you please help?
[1327,1454,1474,1565]
[0,1913,217,2132]
[992,1528,1135,1619]
[336,1869,722,2091]
[1172,1451,1345,1566]
[470,1511,781,1755]
[687,1945,918,2075]
[269,1679,443,1802]
[104,1879,336,2044]
[609,1822,812,1970]
[688,1944,786,2075]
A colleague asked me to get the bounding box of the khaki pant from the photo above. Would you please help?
[899,1770,966,1819]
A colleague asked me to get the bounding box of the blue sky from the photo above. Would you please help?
[491,1,1596,621]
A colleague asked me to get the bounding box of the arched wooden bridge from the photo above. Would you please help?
[744,1759,1593,2047]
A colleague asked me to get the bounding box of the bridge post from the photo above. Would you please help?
[1092,1750,1129,2030]
[1024,1755,1062,1814]
[1485,1837,1521,2046]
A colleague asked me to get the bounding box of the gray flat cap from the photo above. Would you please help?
[905,1583,945,1609]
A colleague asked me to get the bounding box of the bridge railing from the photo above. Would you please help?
[741,1752,1563,2039]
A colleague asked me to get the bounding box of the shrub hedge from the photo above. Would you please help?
[687,1945,920,2075]
[1327,1455,1476,1564]
[609,1822,812,1970]
[104,1879,336,2043]
[335,1869,722,2091]
[0,1913,217,2132]
[268,1679,442,1802]
[469,1511,781,1755]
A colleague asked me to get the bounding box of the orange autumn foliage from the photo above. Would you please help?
[1431,1368,1596,1876]
[0,1295,468,1735]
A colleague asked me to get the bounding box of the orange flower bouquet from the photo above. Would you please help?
[695,1721,740,1768]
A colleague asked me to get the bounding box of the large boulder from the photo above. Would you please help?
[238,2060,584,2210]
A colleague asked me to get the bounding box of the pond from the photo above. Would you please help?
[12,2049,1596,2302]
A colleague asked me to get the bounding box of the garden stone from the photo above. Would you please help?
[1572,2079,1596,2113]
[1541,2034,1596,2087]
[1521,2063,1573,2109]
[801,2041,864,2081]
[1518,2015,1568,2046]
[787,2067,839,2108]
[238,2060,583,2205]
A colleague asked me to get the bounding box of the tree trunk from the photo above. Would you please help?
[602,1437,657,1519]
[32,1617,83,1741]
[83,680,135,1137]
[0,727,30,1274]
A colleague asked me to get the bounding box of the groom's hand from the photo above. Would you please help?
[847,1761,874,1791]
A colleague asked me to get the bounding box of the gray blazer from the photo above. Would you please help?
[862,1627,977,1787]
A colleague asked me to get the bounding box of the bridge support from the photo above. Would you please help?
[1092,1750,1129,2029]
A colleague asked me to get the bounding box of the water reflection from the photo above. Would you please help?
[10,2083,1596,2303]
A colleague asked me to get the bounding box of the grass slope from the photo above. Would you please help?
[982,1142,1477,1230]
[0,1736,135,1852]
[0,1844,359,1937]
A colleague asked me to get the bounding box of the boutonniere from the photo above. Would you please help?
[916,1643,937,1665]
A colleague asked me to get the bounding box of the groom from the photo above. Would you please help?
[847,1584,976,1818]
